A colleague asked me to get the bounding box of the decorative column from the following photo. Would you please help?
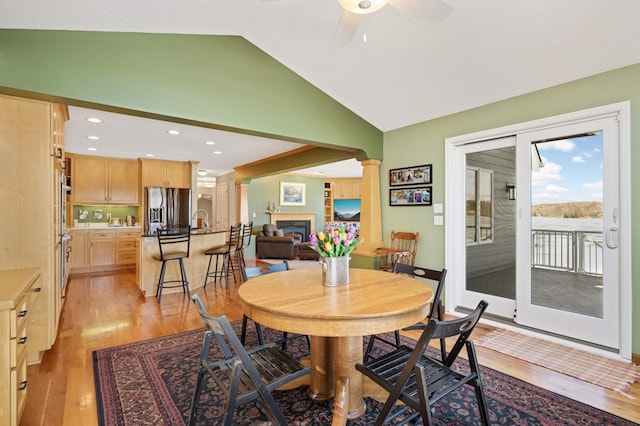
[355,159,384,255]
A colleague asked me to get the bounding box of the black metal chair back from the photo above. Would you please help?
[203,223,242,288]
[236,222,253,281]
[153,226,191,303]
[156,226,191,260]
[356,300,490,426]
[364,264,447,361]
[188,295,310,426]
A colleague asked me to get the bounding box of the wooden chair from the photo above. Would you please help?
[331,376,350,426]
[153,226,191,303]
[364,264,447,362]
[189,295,311,426]
[377,230,420,271]
[240,261,310,358]
[356,300,490,426]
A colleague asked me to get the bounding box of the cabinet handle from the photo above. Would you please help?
[18,381,27,391]
[18,336,27,345]
[18,310,27,317]
[32,287,42,293]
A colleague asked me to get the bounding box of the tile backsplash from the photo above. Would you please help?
[73,205,138,224]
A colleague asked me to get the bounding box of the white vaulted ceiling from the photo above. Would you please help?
[2,0,640,177]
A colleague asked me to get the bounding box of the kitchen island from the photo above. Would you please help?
[138,228,228,298]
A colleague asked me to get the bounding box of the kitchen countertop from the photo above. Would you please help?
[69,223,142,231]
[141,228,227,238]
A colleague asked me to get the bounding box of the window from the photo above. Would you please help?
[466,167,493,245]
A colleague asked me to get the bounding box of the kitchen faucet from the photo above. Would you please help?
[192,209,209,230]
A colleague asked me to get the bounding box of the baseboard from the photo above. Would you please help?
[633,353,640,365]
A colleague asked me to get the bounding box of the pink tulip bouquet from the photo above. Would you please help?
[309,225,362,257]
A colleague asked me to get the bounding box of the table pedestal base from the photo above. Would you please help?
[308,335,366,420]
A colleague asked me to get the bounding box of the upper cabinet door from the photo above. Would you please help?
[141,159,191,188]
[72,156,139,205]
[108,159,139,204]
[165,162,191,188]
[73,156,108,203]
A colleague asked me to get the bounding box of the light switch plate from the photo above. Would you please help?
[434,215,443,226]
[434,203,443,214]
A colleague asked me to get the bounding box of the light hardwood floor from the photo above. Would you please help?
[22,266,640,425]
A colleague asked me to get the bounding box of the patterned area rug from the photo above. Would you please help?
[476,329,640,394]
[93,322,637,425]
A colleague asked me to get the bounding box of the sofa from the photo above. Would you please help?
[255,224,302,259]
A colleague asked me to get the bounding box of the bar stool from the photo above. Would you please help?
[154,226,191,303]
[203,223,242,288]
[235,221,253,282]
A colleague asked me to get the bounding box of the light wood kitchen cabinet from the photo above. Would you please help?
[140,158,191,188]
[116,229,139,265]
[72,155,139,204]
[0,95,66,366]
[69,228,139,273]
[89,230,116,267]
[330,178,362,199]
[0,268,41,426]
[68,230,88,270]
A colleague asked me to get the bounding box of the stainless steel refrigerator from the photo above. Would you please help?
[145,187,192,234]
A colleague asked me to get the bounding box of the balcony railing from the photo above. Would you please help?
[531,229,603,276]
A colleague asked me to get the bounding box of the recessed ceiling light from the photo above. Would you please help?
[87,135,100,140]
[88,147,98,151]
[205,141,215,145]
[197,169,207,176]
[145,153,155,157]
[213,151,222,155]
[167,130,181,135]
[86,117,103,123]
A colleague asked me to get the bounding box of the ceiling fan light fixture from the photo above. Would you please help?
[339,0,389,14]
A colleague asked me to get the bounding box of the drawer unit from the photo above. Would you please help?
[0,268,41,426]
[90,230,117,240]
[116,229,139,266]
[13,350,28,425]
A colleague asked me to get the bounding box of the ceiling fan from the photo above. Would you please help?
[335,0,452,43]
[261,0,452,44]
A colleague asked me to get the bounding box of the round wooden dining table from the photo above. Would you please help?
[238,267,433,419]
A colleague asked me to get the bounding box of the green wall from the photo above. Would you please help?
[72,205,139,225]
[245,174,325,256]
[382,63,640,353]
[0,29,382,159]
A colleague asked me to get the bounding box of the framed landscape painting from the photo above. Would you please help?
[389,186,432,206]
[280,182,306,206]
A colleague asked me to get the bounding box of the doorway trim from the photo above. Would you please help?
[444,101,632,359]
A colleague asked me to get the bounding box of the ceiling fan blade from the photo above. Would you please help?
[389,0,453,23]
[334,10,362,44]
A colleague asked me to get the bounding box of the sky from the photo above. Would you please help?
[532,132,603,205]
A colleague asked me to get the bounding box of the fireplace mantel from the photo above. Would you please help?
[268,212,317,234]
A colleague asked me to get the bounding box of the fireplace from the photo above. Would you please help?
[276,220,311,242]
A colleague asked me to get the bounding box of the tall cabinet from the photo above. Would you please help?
[0,95,66,424]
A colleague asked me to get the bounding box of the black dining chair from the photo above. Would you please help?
[240,261,310,358]
[188,294,310,426]
[356,300,490,426]
[364,263,447,362]
[153,226,191,303]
